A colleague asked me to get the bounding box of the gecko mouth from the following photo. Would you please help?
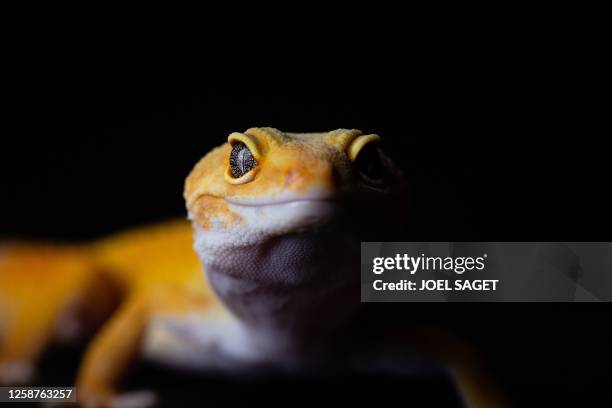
[226,198,339,232]
[225,198,337,211]
[222,193,337,207]
[188,192,340,232]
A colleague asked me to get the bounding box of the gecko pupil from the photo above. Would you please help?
[229,142,257,178]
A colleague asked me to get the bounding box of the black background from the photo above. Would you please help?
[1,27,610,406]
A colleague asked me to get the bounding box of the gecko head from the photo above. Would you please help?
[185,127,404,240]
[184,128,406,350]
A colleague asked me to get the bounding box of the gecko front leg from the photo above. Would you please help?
[76,287,213,408]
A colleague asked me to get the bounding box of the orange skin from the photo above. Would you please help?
[185,128,362,206]
[0,220,221,406]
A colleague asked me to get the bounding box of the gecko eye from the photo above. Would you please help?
[229,142,258,178]
[354,143,384,184]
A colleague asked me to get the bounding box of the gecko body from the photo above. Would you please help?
[0,128,500,407]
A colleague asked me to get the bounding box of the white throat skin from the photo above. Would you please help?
[190,199,363,358]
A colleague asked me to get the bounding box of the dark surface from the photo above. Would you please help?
[37,345,464,407]
[2,28,611,406]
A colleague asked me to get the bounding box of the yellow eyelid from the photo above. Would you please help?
[347,134,381,161]
[224,165,258,184]
[227,132,262,160]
